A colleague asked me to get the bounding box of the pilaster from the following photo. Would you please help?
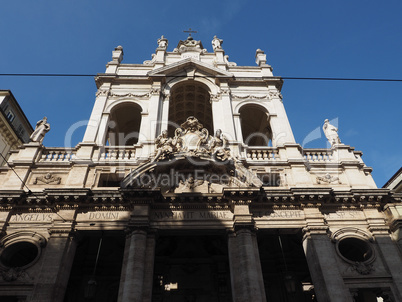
[146,82,163,141]
[212,83,236,141]
[83,84,111,143]
[384,204,402,250]
[4,143,42,190]
[30,210,77,302]
[213,48,226,70]
[269,89,295,146]
[280,144,311,186]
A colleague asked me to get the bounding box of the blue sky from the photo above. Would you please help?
[0,0,401,187]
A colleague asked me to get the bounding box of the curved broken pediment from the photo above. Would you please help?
[121,116,262,194]
[120,155,262,194]
[153,117,230,162]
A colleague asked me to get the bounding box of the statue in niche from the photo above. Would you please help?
[323,119,341,146]
[209,129,230,161]
[212,35,223,50]
[30,117,50,143]
[153,130,175,161]
[157,35,168,49]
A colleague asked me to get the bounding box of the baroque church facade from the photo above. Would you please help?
[0,35,401,302]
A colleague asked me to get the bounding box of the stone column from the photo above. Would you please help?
[141,231,157,302]
[30,230,77,302]
[228,204,266,302]
[228,227,266,302]
[118,229,156,302]
[365,207,402,300]
[302,225,353,302]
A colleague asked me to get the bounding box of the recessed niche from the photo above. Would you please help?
[337,237,373,263]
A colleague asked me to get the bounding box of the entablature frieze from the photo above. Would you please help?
[0,188,398,212]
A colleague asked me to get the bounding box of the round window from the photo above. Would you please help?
[337,237,373,263]
[0,241,39,268]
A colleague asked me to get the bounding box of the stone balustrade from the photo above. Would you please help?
[246,147,280,161]
[39,148,76,162]
[98,146,137,161]
[303,149,333,162]
[36,146,341,165]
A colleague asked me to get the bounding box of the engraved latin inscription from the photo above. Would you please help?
[152,211,231,221]
[252,210,303,219]
[10,213,53,222]
[88,212,119,220]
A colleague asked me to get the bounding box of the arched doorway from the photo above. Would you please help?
[107,103,142,146]
[168,81,213,137]
[239,105,272,146]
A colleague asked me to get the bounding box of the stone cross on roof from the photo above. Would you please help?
[183,28,197,37]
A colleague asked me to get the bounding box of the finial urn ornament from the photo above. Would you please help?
[157,35,168,49]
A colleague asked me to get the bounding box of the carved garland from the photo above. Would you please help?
[33,173,61,185]
[231,94,269,100]
[316,173,341,184]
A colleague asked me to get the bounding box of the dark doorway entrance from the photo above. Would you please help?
[152,233,231,302]
[64,231,125,302]
[258,231,316,302]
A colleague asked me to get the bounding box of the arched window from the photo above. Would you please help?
[107,103,142,146]
[168,81,213,136]
[239,105,272,146]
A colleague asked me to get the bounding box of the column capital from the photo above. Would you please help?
[302,225,329,241]
[230,223,257,234]
[124,226,158,238]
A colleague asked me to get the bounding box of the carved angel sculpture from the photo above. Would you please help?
[209,129,230,161]
[153,130,175,161]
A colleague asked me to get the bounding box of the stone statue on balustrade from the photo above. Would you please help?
[323,119,341,146]
[212,35,223,50]
[30,117,50,144]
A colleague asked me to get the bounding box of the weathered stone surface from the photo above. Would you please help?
[0,35,400,302]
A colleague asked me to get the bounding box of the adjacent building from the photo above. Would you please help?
[383,168,402,193]
[0,35,401,302]
[0,90,33,165]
